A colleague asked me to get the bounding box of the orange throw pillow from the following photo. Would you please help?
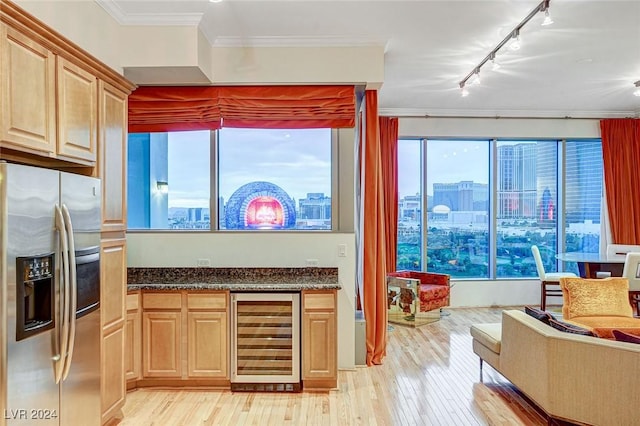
[560,277,633,319]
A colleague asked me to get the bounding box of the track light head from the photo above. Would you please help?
[541,9,554,26]
[509,31,521,51]
[460,83,469,97]
[634,81,640,97]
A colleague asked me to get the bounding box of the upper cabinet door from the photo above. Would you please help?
[98,81,128,232]
[0,24,56,155]
[57,57,97,164]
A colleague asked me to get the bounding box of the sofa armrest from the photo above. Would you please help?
[498,310,640,426]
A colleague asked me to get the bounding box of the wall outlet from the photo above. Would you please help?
[196,258,211,267]
[306,259,319,266]
[338,244,347,257]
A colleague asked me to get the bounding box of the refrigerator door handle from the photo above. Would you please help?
[61,204,77,381]
[54,204,70,384]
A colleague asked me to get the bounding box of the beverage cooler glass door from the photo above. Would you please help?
[231,293,300,384]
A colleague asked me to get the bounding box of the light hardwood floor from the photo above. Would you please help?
[118,307,551,426]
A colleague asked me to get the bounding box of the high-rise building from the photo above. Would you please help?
[497,143,547,219]
[298,193,331,219]
[432,181,487,212]
[565,141,603,224]
[188,207,203,222]
[399,194,421,220]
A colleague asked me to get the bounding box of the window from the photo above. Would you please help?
[496,141,557,278]
[397,139,422,270]
[397,138,603,280]
[426,140,490,279]
[564,140,603,275]
[128,131,211,230]
[127,128,333,231]
[218,128,332,230]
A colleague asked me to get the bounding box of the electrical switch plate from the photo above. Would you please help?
[196,258,211,267]
[338,244,347,257]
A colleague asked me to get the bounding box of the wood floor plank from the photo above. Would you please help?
[119,307,549,426]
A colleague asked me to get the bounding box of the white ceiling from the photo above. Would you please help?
[98,0,640,118]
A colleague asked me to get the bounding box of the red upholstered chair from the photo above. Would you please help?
[387,270,451,326]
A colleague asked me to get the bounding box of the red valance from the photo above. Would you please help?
[128,85,355,133]
[128,86,220,133]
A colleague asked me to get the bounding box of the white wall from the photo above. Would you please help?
[400,117,601,139]
[127,232,357,370]
[15,0,123,73]
[14,1,384,88]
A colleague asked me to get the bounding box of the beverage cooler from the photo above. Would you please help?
[230,293,300,392]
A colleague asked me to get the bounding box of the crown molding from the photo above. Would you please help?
[209,35,388,48]
[378,107,639,119]
[95,0,203,26]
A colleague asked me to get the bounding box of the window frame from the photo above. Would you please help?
[127,128,341,233]
[397,137,603,280]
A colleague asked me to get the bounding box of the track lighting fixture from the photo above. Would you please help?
[634,81,640,97]
[458,0,552,96]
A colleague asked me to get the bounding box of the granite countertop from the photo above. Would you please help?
[127,267,341,291]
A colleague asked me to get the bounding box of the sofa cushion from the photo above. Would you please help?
[548,318,596,336]
[560,277,633,319]
[612,329,640,344]
[567,316,640,339]
[470,323,502,354]
[524,305,553,325]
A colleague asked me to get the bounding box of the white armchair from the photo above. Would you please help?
[622,252,640,315]
[531,245,576,310]
[606,244,640,260]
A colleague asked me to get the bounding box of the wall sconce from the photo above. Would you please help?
[156,181,169,194]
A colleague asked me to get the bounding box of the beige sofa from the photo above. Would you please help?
[471,310,640,426]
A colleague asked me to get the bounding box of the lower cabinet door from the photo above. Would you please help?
[125,310,141,382]
[142,311,182,378]
[302,311,337,379]
[187,311,228,378]
[101,326,125,423]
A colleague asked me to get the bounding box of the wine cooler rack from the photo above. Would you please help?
[231,293,300,387]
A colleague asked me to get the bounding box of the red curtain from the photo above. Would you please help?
[380,116,398,273]
[128,86,220,133]
[128,85,355,132]
[600,119,640,244]
[362,90,387,366]
[219,86,355,128]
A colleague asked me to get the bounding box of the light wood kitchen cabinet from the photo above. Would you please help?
[0,26,98,165]
[142,293,183,378]
[142,311,182,378]
[302,290,337,390]
[100,238,126,423]
[1,1,135,170]
[98,81,128,233]
[130,291,229,387]
[125,292,141,383]
[187,293,228,378]
[56,57,97,163]
[0,24,56,156]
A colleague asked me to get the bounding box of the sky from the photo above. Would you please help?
[398,139,491,198]
[167,128,331,208]
[165,131,531,207]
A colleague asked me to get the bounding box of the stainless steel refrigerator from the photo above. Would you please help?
[0,162,101,426]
